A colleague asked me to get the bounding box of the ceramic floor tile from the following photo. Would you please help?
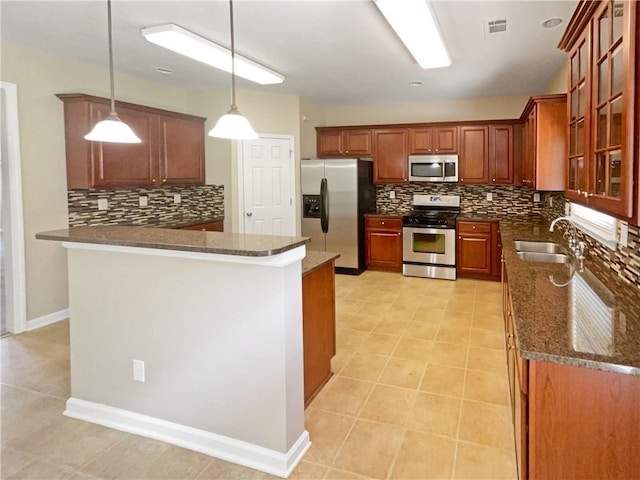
[288,461,328,479]
[435,325,471,345]
[330,349,354,374]
[357,303,392,316]
[372,317,409,336]
[198,458,278,479]
[5,458,92,480]
[0,448,37,479]
[464,369,510,406]
[140,443,215,479]
[445,298,475,313]
[379,305,417,320]
[332,419,403,479]
[443,310,474,327]
[1,387,66,443]
[336,329,369,352]
[474,300,502,316]
[467,346,508,374]
[378,357,426,389]
[358,384,415,426]
[405,392,461,438]
[419,364,466,398]
[366,292,399,305]
[402,320,439,341]
[339,353,388,382]
[458,400,514,451]
[454,441,517,479]
[343,313,380,332]
[325,468,369,479]
[355,333,399,356]
[390,430,456,480]
[428,342,468,368]
[471,312,505,332]
[303,409,355,466]
[418,296,449,310]
[470,327,507,350]
[310,376,373,416]
[411,308,445,323]
[391,338,434,362]
[335,299,366,314]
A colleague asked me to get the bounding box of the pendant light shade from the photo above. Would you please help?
[208,0,258,140]
[85,0,141,144]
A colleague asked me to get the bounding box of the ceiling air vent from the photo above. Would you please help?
[486,19,507,35]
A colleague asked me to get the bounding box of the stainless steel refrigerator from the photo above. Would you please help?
[301,158,376,274]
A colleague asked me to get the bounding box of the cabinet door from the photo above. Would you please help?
[344,129,372,156]
[89,103,158,187]
[523,110,536,187]
[317,130,343,157]
[373,129,409,184]
[366,229,403,271]
[159,115,205,185]
[459,126,489,184]
[490,125,514,184]
[409,127,433,154]
[491,223,502,277]
[457,233,492,275]
[433,127,458,153]
[180,220,223,232]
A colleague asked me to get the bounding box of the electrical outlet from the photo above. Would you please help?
[97,198,108,210]
[533,193,541,202]
[173,194,181,204]
[133,359,145,382]
[139,196,148,207]
[486,192,493,201]
[565,202,571,215]
[619,221,629,248]
[389,191,396,199]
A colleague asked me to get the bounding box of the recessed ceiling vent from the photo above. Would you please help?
[486,19,507,35]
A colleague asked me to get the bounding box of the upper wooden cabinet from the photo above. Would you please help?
[316,127,372,157]
[490,125,514,184]
[373,128,409,184]
[459,126,490,184]
[56,94,206,189]
[518,95,567,190]
[559,0,638,219]
[409,126,458,154]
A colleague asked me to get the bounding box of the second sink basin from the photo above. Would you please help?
[516,251,570,263]
[514,241,564,254]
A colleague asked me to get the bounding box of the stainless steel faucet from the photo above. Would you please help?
[549,216,586,268]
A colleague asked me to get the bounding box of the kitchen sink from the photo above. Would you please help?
[514,241,564,254]
[516,251,570,263]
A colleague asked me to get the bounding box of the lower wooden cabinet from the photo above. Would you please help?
[179,220,223,232]
[503,270,640,480]
[302,261,336,406]
[456,220,501,280]
[365,216,403,272]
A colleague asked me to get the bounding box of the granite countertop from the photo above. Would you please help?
[36,226,309,257]
[302,250,340,276]
[457,213,504,223]
[500,215,640,376]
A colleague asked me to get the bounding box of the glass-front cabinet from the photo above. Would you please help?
[560,0,637,219]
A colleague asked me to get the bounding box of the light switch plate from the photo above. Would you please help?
[389,191,395,199]
[133,359,145,382]
[173,194,181,204]
[533,193,541,202]
[619,221,629,248]
[486,192,493,201]
[139,196,148,207]
[97,198,108,210]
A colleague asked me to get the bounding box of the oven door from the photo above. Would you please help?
[403,226,456,266]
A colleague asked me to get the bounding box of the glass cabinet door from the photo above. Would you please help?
[567,34,589,197]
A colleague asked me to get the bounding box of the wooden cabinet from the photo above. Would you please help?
[316,127,372,157]
[365,216,403,271]
[457,220,501,280]
[459,126,489,184]
[409,126,458,154]
[518,95,567,190]
[56,93,206,189]
[559,0,638,220]
[373,129,409,184]
[302,261,336,406]
[460,125,514,185]
[179,220,223,232]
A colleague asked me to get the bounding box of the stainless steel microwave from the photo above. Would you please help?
[408,155,458,182]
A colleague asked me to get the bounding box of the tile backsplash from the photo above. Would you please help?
[376,184,544,216]
[68,185,224,227]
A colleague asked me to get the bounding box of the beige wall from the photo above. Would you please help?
[187,87,301,234]
[323,95,530,126]
[0,42,188,321]
[299,98,326,159]
[544,60,569,94]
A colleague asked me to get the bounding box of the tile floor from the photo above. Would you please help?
[1,271,516,479]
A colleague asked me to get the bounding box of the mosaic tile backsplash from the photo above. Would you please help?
[539,191,640,289]
[68,185,224,227]
[376,184,544,216]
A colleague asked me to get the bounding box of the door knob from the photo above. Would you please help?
[246,212,253,217]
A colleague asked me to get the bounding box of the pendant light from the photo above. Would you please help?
[85,0,141,143]
[209,0,258,140]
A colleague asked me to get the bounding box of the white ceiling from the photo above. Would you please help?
[1,0,577,106]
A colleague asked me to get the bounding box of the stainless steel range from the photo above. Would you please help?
[402,194,460,280]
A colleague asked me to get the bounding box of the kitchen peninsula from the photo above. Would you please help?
[36,226,312,478]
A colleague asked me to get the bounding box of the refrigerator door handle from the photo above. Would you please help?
[320,177,329,233]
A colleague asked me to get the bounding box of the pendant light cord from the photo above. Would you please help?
[229,0,237,110]
[107,0,116,116]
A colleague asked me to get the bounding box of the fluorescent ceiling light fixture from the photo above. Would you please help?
[374,0,451,69]
[141,24,284,85]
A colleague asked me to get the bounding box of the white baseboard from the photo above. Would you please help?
[64,398,311,478]
[26,308,69,331]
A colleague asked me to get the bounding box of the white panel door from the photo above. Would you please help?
[240,136,295,236]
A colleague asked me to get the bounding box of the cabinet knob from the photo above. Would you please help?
[460,178,464,182]
[492,178,496,182]
[404,178,407,181]
[397,232,401,236]
[162,179,167,183]
[381,221,385,225]
[435,149,439,152]
[472,225,476,229]
[458,236,462,240]
[201,228,206,231]
[152,179,156,183]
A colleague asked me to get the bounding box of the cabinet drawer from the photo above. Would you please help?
[457,221,492,234]
[365,217,402,230]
